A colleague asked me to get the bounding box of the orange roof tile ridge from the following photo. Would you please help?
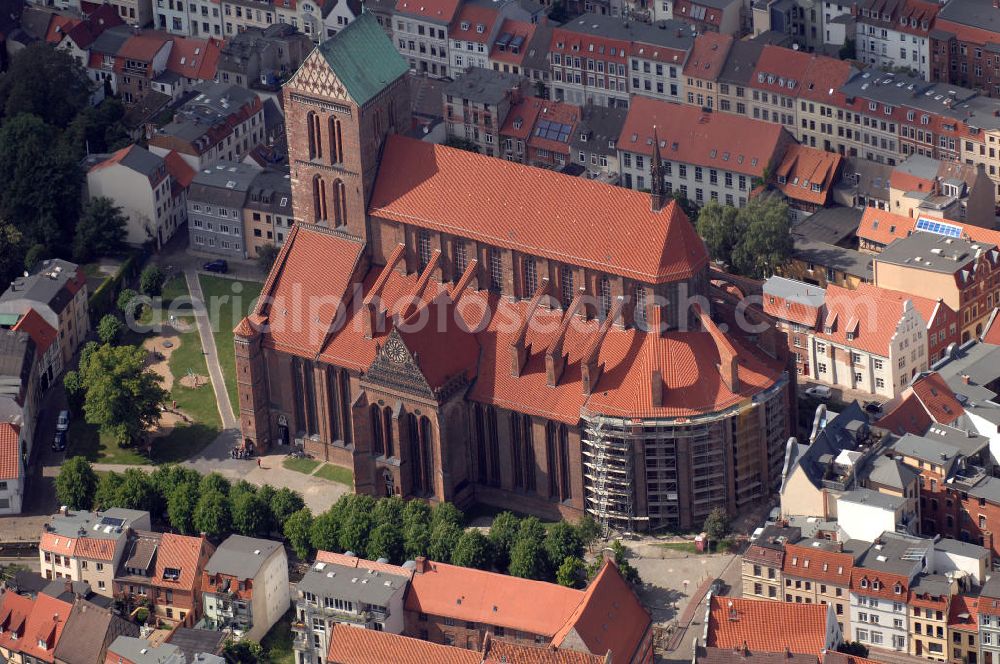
[448,257,479,304]
[582,296,623,365]
[694,303,740,392]
[545,291,585,387]
[256,224,301,318]
[399,249,441,322]
[512,277,551,350]
[363,243,406,308]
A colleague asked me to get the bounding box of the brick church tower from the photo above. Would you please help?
[282,12,412,240]
[234,316,272,450]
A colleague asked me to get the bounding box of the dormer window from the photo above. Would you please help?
[873,580,881,590]
[476,23,484,33]
[460,20,469,30]
[38,639,48,650]
[580,133,587,142]
[777,175,787,184]
[894,583,902,594]
[860,578,869,588]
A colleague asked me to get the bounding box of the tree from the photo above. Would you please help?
[839,38,857,60]
[285,508,314,560]
[310,509,341,553]
[730,196,792,279]
[199,472,231,496]
[338,509,373,557]
[402,499,431,530]
[73,197,127,263]
[367,522,404,564]
[77,343,167,446]
[140,265,166,297]
[556,556,586,589]
[193,490,231,537]
[222,638,265,664]
[517,516,546,543]
[695,201,741,266]
[428,522,463,563]
[431,502,464,531]
[97,314,124,344]
[838,642,869,657]
[54,457,98,510]
[151,465,199,503]
[544,522,583,570]
[117,289,140,318]
[671,191,699,219]
[0,114,81,254]
[444,136,480,153]
[255,484,277,535]
[64,97,130,157]
[371,495,404,530]
[609,540,641,585]
[93,471,123,510]
[703,506,730,542]
[403,522,431,560]
[270,487,305,524]
[576,515,601,553]
[167,481,199,534]
[451,530,492,570]
[488,511,520,572]
[63,371,85,414]
[231,491,268,537]
[257,244,280,274]
[229,479,257,503]
[0,44,91,127]
[115,468,156,512]
[509,537,547,580]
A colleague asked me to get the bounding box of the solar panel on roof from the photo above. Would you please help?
[535,120,573,143]
[915,217,962,238]
[100,517,125,527]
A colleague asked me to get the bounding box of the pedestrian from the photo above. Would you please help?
[257,457,261,468]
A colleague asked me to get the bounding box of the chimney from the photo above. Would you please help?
[414,556,428,574]
[962,374,971,384]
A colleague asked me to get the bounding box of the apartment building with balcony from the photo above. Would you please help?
[444,68,526,158]
[291,552,412,662]
[201,535,288,642]
[854,0,938,81]
[38,508,151,596]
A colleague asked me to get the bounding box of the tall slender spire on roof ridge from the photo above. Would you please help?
[650,125,665,213]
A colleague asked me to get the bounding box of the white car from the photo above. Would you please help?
[804,385,832,400]
[750,527,764,542]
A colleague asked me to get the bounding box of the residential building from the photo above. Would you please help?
[947,594,979,664]
[849,533,930,652]
[0,592,72,664]
[837,488,915,540]
[682,32,733,112]
[115,32,172,105]
[907,573,955,661]
[148,81,265,170]
[618,97,791,208]
[50,5,124,67]
[856,208,1000,255]
[154,36,223,101]
[111,0,154,27]
[319,0,362,41]
[704,596,842,656]
[201,535,289,642]
[291,551,413,663]
[520,21,553,96]
[444,68,526,158]
[771,143,843,217]
[4,309,58,396]
[854,0,938,80]
[872,233,1000,342]
[403,558,653,662]
[0,422,23,515]
[85,144,186,249]
[499,96,581,169]
[113,531,215,628]
[715,39,766,120]
[672,0,742,35]
[153,0,223,36]
[488,19,535,76]
[220,0,275,37]
[242,168,294,257]
[0,259,89,373]
[763,275,826,379]
[216,24,313,89]
[52,599,139,664]
[886,154,996,229]
[392,0,461,77]
[38,508,152,595]
[549,14,695,108]
[742,524,799,601]
[447,3,499,74]
[0,332,40,456]
[833,156,892,210]
[979,575,1000,663]
[103,637,187,664]
[781,539,857,635]
[751,0,824,50]
[569,103,627,181]
[929,0,1000,96]
[244,12,792,533]
[187,162,260,258]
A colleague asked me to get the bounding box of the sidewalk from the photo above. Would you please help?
[184,266,237,430]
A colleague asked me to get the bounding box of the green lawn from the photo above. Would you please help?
[314,463,353,486]
[282,457,321,475]
[65,419,149,465]
[260,610,295,664]
[198,275,263,414]
[658,541,699,554]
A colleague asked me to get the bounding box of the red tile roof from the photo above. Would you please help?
[875,392,933,435]
[682,31,733,80]
[39,531,117,561]
[405,560,585,637]
[949,594,979,630]
[482,639,604,664]
[850,568,910,601]
[773,144,842,206]
[909,371,962,425]
[857,207,1000,249]
[706,597,830,656]
[489,19,535,66]
[751,46,854,106]
[45,15,80,44]
[501,97,581,157]
[673,0,726,26]
[448,4,498,43]
[0,592,72,663]
[155,533,211,592]
[163,150,196,190]
[369,135,707,284]
[856,0,938,36]
[551,561,652,664]
[0,422,20,481]
[166,36,222,81]
[325,624,481,664]
[619,97,787,178]
[61,4,123,49]
[315,551,414,578]
[394,0,461,22]
[781,543,854,585]
[816,283,940,357]
[763,292,823,328]
[13,309,57,354]
[116,32,171,64]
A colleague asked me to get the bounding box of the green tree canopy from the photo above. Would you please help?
[63,371,84,414]
[487,511,520,572]
[167,481,199,535]
[199,472,231,496]
[509,536,547,580]
[451,530,492,570]
[114,468,157,512]
[117,289,140,318]
[403,522,431,560]
[730,196,793,279]
[703,506,730,541]
[64,97,130,157]
[140,265,166,297]
[367,522,404,564]
[97,314,124,345]
[54,457,98,510]
[270,487,305,524]
[371,495,405,530]
[193,489,231,537]
[310,509,341,553]
[402,499,431,530]
[284,508,314,560]
[0,44,91,127]
[231,491,269,537]
[77,343,167,446]
[544,521,584,570]
[428,522,463,564]
[338,508,373,558]
[695,201,741,266]
[73,197,127,263]
[556,556,586,589]
[430,502,464,531]
[93,471,123,511]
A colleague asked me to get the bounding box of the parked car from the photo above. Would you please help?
[52,430,66,452]
[203,259,228,274]
[750,526,764,542]
[56,410,69,432]
[804,385,832,400]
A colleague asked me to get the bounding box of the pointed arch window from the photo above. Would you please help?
[523,256,538,297]
[307,111,323,161]
[560,265,574,308]
[332,179,347,227]
[312,175,328,222]
[328,116,343,164]
[635,285,648,328]
[382,407,394,458]
[370,404,384,456]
